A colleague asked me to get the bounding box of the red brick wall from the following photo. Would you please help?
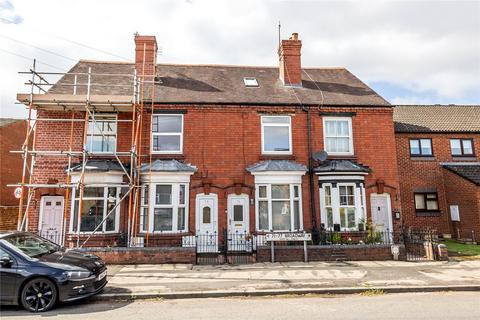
[80,247,196,264]
[0,120,29,230]
[395,132,480,235]
[443,169,480,240]
[28,104,400,246]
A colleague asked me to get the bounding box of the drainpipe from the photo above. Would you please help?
[302,106,319,243]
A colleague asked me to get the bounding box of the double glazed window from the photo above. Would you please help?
[323,117,353,155]
[450,139,474,156]
[86,114,117,153]
[320,183,366,231]
[71,187,119,233]
[140,183,188,233]
[152,115,183,153]
[256,184,302,231]
[409,139,433,156]
[414,193,439,212]
[261,116,292,154]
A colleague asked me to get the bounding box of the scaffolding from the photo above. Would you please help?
[11,47,156,248]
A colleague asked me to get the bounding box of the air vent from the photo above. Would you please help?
[243,77,259,87]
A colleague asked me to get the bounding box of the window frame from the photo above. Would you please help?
[151,114,184,154]
[86,113,118,154]
[450,138,475,157]
[255,183,303,232]
[69,186,120,234]
[414,192,440,213]
[140,183,189,233]
[322,117,354,156]
[409,138,434,157]
[260,116,293,155]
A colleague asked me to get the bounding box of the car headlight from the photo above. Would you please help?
[64,270,92,280]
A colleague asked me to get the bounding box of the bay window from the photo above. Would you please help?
[323,117,353,155]
[71,186,120,233]
[256,184,302,231]
[320,182,366,231]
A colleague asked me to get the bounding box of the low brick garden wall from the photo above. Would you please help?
[77,246,196,264]
[256,244,406,262]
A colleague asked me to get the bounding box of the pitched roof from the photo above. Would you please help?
[48,60,390,107]
[442,163,480,186]
[313,160,370,173]
[394,105,480,133]
[246,160,307,173]
[0,118,21,127]
[140,159,197,172]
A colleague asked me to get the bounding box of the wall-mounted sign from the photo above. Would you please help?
[14,187,22,199]
[265,232,311,242]
[450,205,460,221]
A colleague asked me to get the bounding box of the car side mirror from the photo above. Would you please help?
[0,255,13,268]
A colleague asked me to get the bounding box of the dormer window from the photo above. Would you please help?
[243,77,259,87]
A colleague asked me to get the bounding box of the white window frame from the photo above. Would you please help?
[255,183,303,232]
[261,116,292,155]
[69,186,120,234]
[151,114,184,154]
[323,117,354,156]
[86,113,117,154]
[140,182,189,233]
[319,182,366,231]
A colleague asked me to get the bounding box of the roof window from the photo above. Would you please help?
[243,77,259,87]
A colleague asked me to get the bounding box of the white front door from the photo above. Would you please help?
[196,194,218,252]
[39,196,64,245]
[370,194,393,235]
[227,194,251,251]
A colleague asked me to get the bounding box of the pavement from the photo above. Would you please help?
[96,260,480,300]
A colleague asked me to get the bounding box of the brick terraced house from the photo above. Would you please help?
[394,105,480,241]
[14,33,403,262]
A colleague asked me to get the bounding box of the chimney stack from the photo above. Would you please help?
[278,32,302,87]
[134,34,158,80]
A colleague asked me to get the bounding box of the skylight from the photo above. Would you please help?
[243,77,259,87]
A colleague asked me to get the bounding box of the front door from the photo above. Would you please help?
[227,194,250,251]
[196,194,218,252]
[370,194,393,241]
[39,196,64,245]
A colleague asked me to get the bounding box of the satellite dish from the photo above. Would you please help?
[312,150,328,162]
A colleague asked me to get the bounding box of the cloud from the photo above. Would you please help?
[0,0,23,24]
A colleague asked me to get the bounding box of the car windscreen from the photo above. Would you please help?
[4,234,60,258]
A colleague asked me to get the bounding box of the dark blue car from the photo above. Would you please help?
[0,232,107,312]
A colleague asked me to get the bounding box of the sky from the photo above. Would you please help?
[0,0,479,119]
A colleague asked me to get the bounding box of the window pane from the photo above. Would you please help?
[339,186,355,206]
[140,208,148,232]
[324,186,332,206]
[347,208,356,228]
[258,186,267,198]
[153,115,182,133]
[153,135,181,152]
[262,116,289,124]
[272,185,290,199]
[179,185,186,205]
[325,137,350,153]
[202,206,211,224]
[420,139,432,155]
[415,194,425,210]
[263,126,290,152]
[426,200,438,210]
[410,140,420,155]
[105,188,117,231]
[450,139,462,155]
[82,187,104,198]
[259,201,268,230]
[272,201,291,230]
[462,140,473,155]
[340,208,346,228]
[155,185,172,205]
[293,200,300,230]
[294,185,299,198]
[336,120,349,136]
[233,205,243,222]
[154,208,173,231]
[142,186,149,205]
[177,208,185,231]
[325,121,336,136]
[326,208,333,228]
[80,199,104,232]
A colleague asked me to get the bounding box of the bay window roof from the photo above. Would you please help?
[246,160,307,173]
[313,160,370,174]
[140,159,197,173]
[68,160,124,172]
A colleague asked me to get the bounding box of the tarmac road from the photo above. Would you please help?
[1,292,479,320]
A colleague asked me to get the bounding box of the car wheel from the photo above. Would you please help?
[20,277,57,312]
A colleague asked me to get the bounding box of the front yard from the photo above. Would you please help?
[443,239,480,257]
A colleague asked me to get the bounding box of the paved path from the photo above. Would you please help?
[102,260,480,297]
[2,292,479,319]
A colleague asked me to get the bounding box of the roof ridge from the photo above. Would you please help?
[79,59,133,65]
